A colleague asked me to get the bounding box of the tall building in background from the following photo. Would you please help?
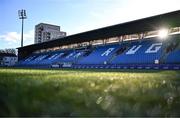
[34,23,66,44]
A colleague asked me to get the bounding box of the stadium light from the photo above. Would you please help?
[18,9,27,47]
[158,28,168,39]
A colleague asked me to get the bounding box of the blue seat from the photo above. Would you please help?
[166,50,180,63]
[111,39,163,64]
[77,44,119,64]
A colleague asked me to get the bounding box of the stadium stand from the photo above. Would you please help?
[16,10,180,69]
[16,34,180,69]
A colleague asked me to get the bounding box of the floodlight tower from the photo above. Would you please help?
[18,9,27,47]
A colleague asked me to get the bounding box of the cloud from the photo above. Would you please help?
[0,32,20,43]
[0,30,34,45]
[87,0,180,30]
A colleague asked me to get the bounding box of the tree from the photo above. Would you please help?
[0,49,17,55]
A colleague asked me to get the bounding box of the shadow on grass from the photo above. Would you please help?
[2,67,179,74]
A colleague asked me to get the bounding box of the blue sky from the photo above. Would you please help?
[0,0,180,49]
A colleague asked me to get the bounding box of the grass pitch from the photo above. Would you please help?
[0,68,180,116]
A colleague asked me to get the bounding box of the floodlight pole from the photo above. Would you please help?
[21,18,24,47]
[18,9,27,47]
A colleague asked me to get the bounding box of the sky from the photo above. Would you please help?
[0,0,180,49]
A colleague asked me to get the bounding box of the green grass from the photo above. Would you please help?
[0,68,180,116]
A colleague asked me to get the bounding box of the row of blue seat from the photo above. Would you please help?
[112,40,163,64]
[166,50,180,63]
[78,44,119,64]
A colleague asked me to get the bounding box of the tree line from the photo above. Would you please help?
[0,49,17,55]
